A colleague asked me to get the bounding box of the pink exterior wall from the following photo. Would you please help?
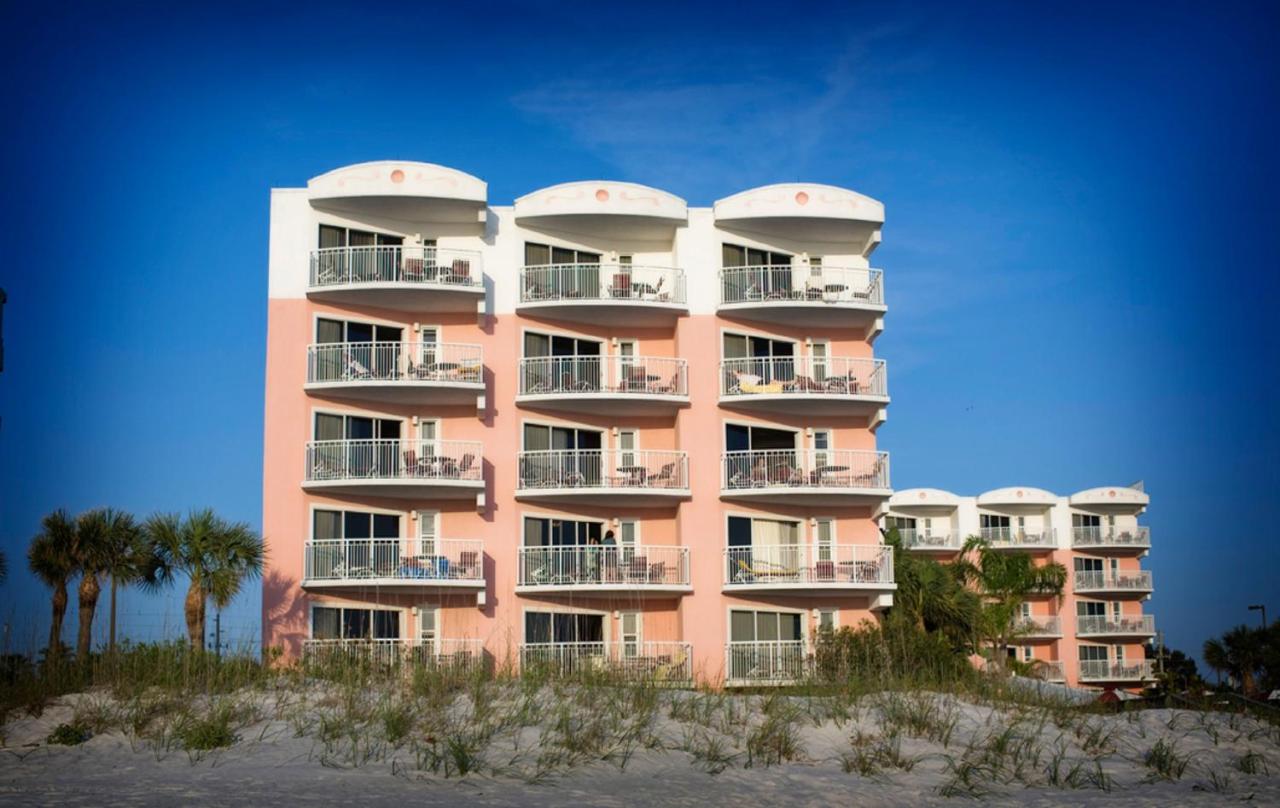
[263,293,885,682]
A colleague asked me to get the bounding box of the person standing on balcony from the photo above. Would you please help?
[586,534,602,582]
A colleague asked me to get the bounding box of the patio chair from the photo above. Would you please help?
[626,555,649,583]
[814,560,836,581]
[455,453,477,479]
[648,560,667,583]
[343,353,373,381]
[458,551,480,579]
[610,272,632,298]
[650,462,678,488]
[448,259,472,284]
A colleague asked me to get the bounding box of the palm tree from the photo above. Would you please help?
[27,510,79,661]
[883,528,978,649]
[143,509,265,648]
[1203,624,1266,694]
[951,536,1067,673]
[71,509,118,662]
[89,508,149,653]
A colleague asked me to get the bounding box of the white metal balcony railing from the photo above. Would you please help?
[1071,526,1152,549]
[309,246,482,288]
[518,355,687,398]
[1031,660,1066,682]
[1076,614,1156,636]
[897,529,962,551]
[518,545,689,588]
[979,527,1058,549]
[722,449,889,490]
[1078,659,1155,681]
[517,449,688,492]
[1074,569,1154,592]
[520,264,687,305]
[725,543,893,586]
[719,265,883,307]
[306,439,482,483]
[519,641,692,681]
[1015,616,1061,636]
[302,638,485,669]
[725,641,810,684]
[720,356,887,398]
[304,538,484,583]
[307,342,483,385]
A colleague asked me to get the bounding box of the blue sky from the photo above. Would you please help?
[0,1,1276,663]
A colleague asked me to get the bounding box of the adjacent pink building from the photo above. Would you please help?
[261,160,1151,689]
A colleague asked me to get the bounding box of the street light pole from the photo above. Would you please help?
[1248,604,1267,630]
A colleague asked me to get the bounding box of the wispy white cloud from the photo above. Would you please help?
[509,23,920,200]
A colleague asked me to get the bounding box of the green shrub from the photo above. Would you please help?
[47,722,90,745]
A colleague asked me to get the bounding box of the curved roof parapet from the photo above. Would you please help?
[307,161,487,223]
[714,183,884,247]
[1069,486,1150,508]
[514,181,687,238]
[976,487,1058,507]
[888,488,961,508]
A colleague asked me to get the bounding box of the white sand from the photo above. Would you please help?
[2,689,1278,807]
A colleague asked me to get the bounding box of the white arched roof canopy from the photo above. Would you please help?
[713,183,884,250]
[514,180,687,239]
[976,487,1058,507]
[307,161,487,223]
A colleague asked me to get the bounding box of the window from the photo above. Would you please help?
[313,413,401,441]
[817,608,837,633]
[722,333,796,387]
[980,513,1010,539]
[318,225,405,249]
[727,516,801,580]
[815,518,834,562]
[522,332,603,392]
[1077,600,1106,617]
[620,611,641,657]
[418,607,438,650]
[416,510,438,556]
[524,243,601,299]
[721,243,791,268]
[523,516,602,547]
[1078,645,1109,662]
[812,429,832,468]
[313,509,400,541]
[810,341,829,382]
[729,609,803,643]
[524,242,600,267]
[883,515,917,535]
[619,519,638,547]
[1075,557,1103,573]
[524,611,604,644]
[312,606,399,640]
[618,429,638,466]
[1072,513,1101,528]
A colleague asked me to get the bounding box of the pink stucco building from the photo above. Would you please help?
[261,161,1151,689]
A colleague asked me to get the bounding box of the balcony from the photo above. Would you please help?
[305,342,484,406]
[719,356,888,419]
[1029,660,1066,682]
[723,543,894,596]
[518,264,688,326]
[302,638,486,671]
[1078,659,1155,683]
[1075,614,1156,639]
[717,266,885,329]
[725,641,810,687]
[303,439,483,500]
[302,538,484,596]
[516,545,690,597]
[898,529,962,553]
[978,527,1058,552]
[1071,526,1151,553]
[519,641,692,684]
[516,449,690,506]
[1073,570,1154,596]
[307,246,484,313]
[721,449,890,506]
[1015,616,1062,639]
[516,355,688,415]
